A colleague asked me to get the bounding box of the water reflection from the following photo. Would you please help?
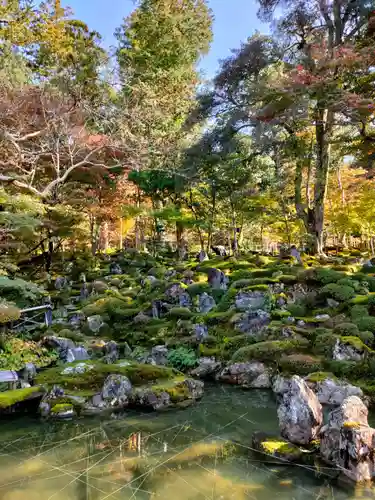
[0,385,373,499]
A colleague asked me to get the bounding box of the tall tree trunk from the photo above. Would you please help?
[119,218,123,250]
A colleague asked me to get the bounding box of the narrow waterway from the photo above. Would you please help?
[0,385,372,500]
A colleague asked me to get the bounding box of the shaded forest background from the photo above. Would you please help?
[1,0,375,273]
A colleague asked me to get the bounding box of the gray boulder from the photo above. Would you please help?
[198,293,216,313]
[179,291,192,308]
[130,388,171,410]
[308,377,363,406]
[101,374,132,407]
[231,309,270,337]
[235,291,268,311]
[86,315,104,334]
[277,375,323,445]
[191,357,222,379]
[43,336,75,362]
[109,263,123,275]
[217,362,271,389]
[207,268,228,290]
[66,346,90,363]
[272,375,291,396]
[333,338,366,362]
[103,341,119,364]
[198,250,209,262]
[320,396,374,482]
[150,345,168,366]
[194,324,208,342]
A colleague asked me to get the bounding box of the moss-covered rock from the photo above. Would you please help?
[36,361,177,391]
[232,339,309,363]
[168,307,193,319]
[320,283,355,302]
[252,431,302,462]
[333,323,360,336]
[0,387,44,409]
[354,316,375,333]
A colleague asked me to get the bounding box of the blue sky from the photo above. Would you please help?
[61,0,265,77]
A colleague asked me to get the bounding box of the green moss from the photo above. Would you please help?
[271,310,291,320]
[217,288,237,312]
[333,323,359,336]
[36,362,177,391]
[306,371,337,383]
[50,403,73,414]
[298,267,345,285]
[186,283,210,297]
[0,387,43,409]
[354,316,375,333]
[232,339,309,363]
[260,438,301,459]
[231,279,254,289]
[350,305,369,320]
[279,354,323,375]
[168,307,193,319]
[350,295,370,305]
[358,331,374,346]
[312,332,338,357]
[230,270,253,282]
[340,336,369,352]
[204,310,234,325]
[279,275,298,285]
[320,283,355,302]
[286,304,306,317]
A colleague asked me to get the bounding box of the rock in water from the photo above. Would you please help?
[101,374,132,407]
[217,362,271,389]
[198,293,216,313]
[320,396,375,483]
[191,357,222,379]
[277,375,323,445]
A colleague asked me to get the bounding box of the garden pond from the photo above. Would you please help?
[0,384,373,500]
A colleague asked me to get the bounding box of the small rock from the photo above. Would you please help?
[327,298,340,308]
[101,374,132,407]
[134,312,151,324]
[333,338,366,362]
[315,314,330,321]
[109,263,123,275]
[150,345,168,366]
[86,315,104,334]
[103,341,119,364]
[179,291,192,308]
[61,363,94,375]
[39,401,51,417]
[198,293,216,313]
[194,324,208,342]
[217,362,271,389]
[231,309,270,337]
[207,268,228,290]
[191,357,222,379]
[235,291,268,312]
[297,320,305,327]
[66,347,89,363]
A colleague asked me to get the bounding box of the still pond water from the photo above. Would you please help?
[0,385,373,500]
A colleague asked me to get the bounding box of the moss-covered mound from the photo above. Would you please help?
[252,431,302,462]
[0,387,45,409]
[36,361,178,392]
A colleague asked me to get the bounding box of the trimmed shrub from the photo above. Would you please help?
[168,307,193,319]
[186,283,210,297]
[350,305,369,320]
[167,347,198,371]
[298,268,344,285]
[231,279,254,289]
[279,354,323,375]
[357,330,374,346]
[279,275,298,285]
[320,283,355,302]
[230,270,253,282]
[313,332,339,357]
[354,316,375,333]
[286,303,306,317]
[231,339,309,363]
[333,323,360,336]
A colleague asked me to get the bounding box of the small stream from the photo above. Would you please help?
[0,385,373,500]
